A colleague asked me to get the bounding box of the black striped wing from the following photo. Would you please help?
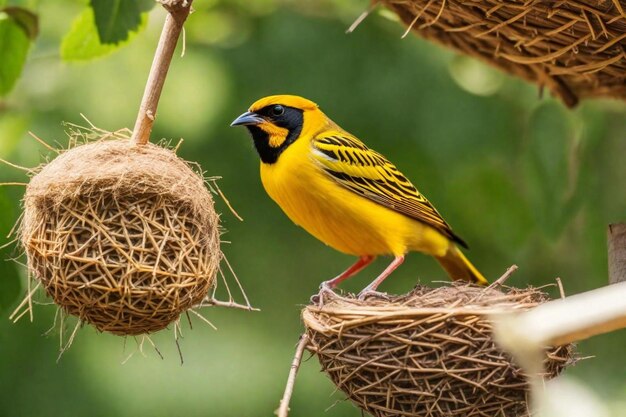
[311,132,467,248]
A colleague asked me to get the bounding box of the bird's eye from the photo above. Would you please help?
[271,105,285,117]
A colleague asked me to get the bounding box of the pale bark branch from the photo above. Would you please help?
[493,281,626,355]
[608,223,626,284]
[276,334,309,417]
[131,0,193,145]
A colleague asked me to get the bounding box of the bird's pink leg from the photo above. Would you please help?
[320,255,376,290]
[358,255,405,299]
[314,256,375,306]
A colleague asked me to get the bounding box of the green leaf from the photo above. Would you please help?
[0,11,31,96]
[90,0,145,44]
[61,7,147,61]
[2,6,38,39]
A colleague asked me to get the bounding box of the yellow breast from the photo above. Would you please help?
[260,136,449,257]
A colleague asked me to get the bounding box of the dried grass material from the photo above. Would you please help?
[381,0,626,107]
[303,284,575,417]
[21,139,220,335]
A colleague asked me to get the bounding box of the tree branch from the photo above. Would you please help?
[608,223,626,284]
[276,334,309,417]
[493,281,626,353]
[131,0,193,145]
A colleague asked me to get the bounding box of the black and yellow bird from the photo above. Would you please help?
[231,95,487,297]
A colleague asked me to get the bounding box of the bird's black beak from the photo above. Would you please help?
[230,111,264,127]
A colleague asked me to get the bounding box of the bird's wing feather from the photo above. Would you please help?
[311,132,467,248]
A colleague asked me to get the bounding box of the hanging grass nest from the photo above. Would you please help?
[19,131,221,336]
[302,283,575,417]
[380,0,626,107]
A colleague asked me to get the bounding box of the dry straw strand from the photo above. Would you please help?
[381,0,626,107]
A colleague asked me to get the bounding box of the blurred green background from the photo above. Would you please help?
[1,1,625,416]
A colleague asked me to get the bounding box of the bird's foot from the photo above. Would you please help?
[357,289,390,301]
[310,282,337,308]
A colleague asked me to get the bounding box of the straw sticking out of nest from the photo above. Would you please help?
[380,0,626,107]
[301,283,575,417]
[5,123,241,337]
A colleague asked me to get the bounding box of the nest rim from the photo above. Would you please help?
[303,283,550,330]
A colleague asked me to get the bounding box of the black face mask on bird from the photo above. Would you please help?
[231,104,304,164]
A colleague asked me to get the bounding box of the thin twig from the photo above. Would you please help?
[79,113,98,130]
[346,2,378,33]
[217,261,235,303]
[188,308,218,330]
[185,310,193,330]
[44,308,61,337]
[57,319,81,362]
[200,297,260,312]
[9,281,41,322]
[225,254,252,307]
[215,183,244,221]
[131,1,194,145]
[556,277,566,299]
[28,131,58,153]
[174,321,184,365]
[276,334,309,417]
[143,335,164,360]
[173,138,184,153]
[487,264,518,289]
[0,157,32,172]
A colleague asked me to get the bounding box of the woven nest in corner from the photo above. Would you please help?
[381,0,626,107]
[303,284,575,417]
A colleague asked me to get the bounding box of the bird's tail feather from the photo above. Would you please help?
[435,245,488,285]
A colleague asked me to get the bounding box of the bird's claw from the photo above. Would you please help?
[310,282,336,308]
[357,289,390,301]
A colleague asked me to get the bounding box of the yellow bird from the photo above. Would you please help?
[231,95,487,297]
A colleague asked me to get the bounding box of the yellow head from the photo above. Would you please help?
[230,95,324,164]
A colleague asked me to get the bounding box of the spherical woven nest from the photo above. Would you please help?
[21,139,221,335]
[303,283,575,417]
[381,0,626,107]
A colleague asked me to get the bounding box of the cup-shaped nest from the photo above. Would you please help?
[303,284,575,417]
[381,0,626,107]
[21,139,220,335]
